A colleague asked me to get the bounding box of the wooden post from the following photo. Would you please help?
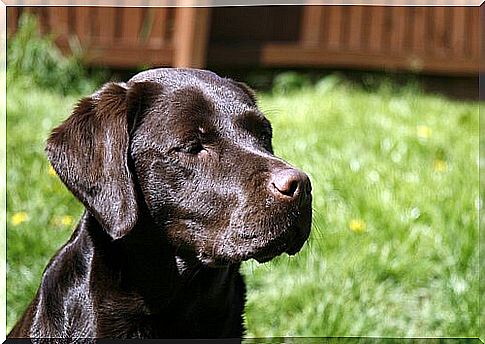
[173,7,211,68]
[6,7,20,36]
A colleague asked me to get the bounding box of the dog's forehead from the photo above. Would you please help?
[129,68,251,107]
[129,68,261,130]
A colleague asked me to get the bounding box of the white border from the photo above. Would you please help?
[0,2,482,342]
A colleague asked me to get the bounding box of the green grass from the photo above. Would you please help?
[6,84,87,327]
[6,76,479,336]
[243,81,479,337]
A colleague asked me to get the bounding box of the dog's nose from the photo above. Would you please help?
[269,168,311,202]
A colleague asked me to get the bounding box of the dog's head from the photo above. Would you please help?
[47,68,312,266]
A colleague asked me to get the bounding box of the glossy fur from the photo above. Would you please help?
[9,68,312,339]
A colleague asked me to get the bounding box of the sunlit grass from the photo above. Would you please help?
[242,80,479,337]
[7,84,85,329]
[6,77,479,337]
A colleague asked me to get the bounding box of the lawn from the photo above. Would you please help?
[6,72,479,337]
[5,17,480,336]
[244,81,479,337]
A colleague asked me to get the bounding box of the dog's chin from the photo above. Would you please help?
[262,220,312,258]
[197,245,297,268]
[199,223,311,267]
[252,229,309,263]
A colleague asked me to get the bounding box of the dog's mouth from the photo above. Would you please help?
[251,223,311,263]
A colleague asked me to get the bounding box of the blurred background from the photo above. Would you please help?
[6,6,481,96]
[6,5,481,338]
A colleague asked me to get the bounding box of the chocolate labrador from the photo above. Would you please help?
[9,68,312,339]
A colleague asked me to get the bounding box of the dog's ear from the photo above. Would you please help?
[231,80,258,104]
[46,81,159,240]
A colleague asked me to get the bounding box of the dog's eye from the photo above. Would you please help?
[176,141,205,155]
[238,113,273,151]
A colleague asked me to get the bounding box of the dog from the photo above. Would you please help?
[9,68,312,339]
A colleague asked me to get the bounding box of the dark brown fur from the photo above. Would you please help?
[9,68,312,339]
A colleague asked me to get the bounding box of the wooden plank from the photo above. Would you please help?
[73,7,92,45]
[38,7,52,35]
[347,6,364,51]
[389,7,407,54]
[49,7,70,46]
[173,7,211,68]
[260,43,478,75]
[481,5,485,62]
[425,7,436,55]
[207,42,478,75]
[91,6,101,44]
[381,6,393,54]
[432,6,449,56]
[158,7,171,45]
[120,7,143,46]
[367,6,386,53]
[358,5,371,51]
[319,6,330,49]
[403,6,414,51]
[411,6,426,55]
[166,7,177,43]
[451,7,466,58]
[49,7,69,34]
[326,6,344,51]
[300,6,324,48]
[138,7,150,45]
[80,45,174,68]
[96,7,116,46]
[22,7,34,14]
[7,7,20,36]
[147,7,169,47]
[467,7,479,58]
[443,7,453,52]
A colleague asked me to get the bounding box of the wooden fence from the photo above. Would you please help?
[6,6,481,75]
[7,6,211,68]
[207,6,480,75]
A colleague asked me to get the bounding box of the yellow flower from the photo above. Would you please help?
[11,212,28,225]
[416,125,432,139]
[349,219,366,233]
[61,215,74,226]
[48,165,57,176]
[52,215,74,227]
[433,159,448,172]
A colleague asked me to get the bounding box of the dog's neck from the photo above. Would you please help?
[49,211,245,337]
[79,210,240,310]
